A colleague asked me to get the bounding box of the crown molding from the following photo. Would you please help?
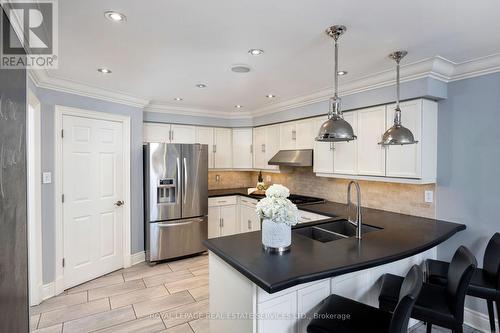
[28,53,500,118]
[144,103,252,119]
[29,70,149,108]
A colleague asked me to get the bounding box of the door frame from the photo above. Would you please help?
[27,89,43,305]
[54,105,131,294]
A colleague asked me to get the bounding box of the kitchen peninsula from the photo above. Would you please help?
[204,193,465,333]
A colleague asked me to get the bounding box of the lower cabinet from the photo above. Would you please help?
[208,197,238,238]
[239,198,260,233]
[296,280,331,333]
[258,292,297,333]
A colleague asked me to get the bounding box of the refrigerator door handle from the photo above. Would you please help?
[176,157,181,204]
[183,157,187,204]
[157,218,203,227]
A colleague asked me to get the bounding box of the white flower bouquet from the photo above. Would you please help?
[256,184,298,226]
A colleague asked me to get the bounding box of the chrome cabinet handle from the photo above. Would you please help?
[292,130,296,141]
[248,219,252,230]
[219,218,224,228]
[218,200,227,203]
[261,144,265,153]
[213,145,216,153]
[171,130,174,141]
[250,144,253,154]
[213,145,217,153]
[115,200,124,207]
[329,143,334,151]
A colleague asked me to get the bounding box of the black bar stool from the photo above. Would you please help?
[307,265,423,333]
[378,246,477,333]
[426,233,500,332]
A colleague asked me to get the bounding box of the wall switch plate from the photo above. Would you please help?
[266,175,272,182]
[42,172,52,184]
[215,174,220,182]
[424,190,434,203]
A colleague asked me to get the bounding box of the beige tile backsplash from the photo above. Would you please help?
[208,169,436,219]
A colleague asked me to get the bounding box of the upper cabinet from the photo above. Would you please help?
[279,118,316,150]
[214,128,233,169]
[143,123,195,144]
[232,128,253,169]
[313,99,438,183]
[195,127,215,168]
[313,117,334,174]
[357,106,387,176]
[253,125,280,170]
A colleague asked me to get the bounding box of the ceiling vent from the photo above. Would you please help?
[231,64,251,73]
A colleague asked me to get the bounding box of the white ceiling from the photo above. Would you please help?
[50,0,500,113]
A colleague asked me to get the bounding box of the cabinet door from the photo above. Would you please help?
[296,119,316,149]
[280,122,296,150]
[214,128,233,169]
[208,206,220,239]
[297,280,331,333]
[331,270,372,305]
[357,106,386,176]
[220,205,238,236]
[170,124,196,144]
[313,118,334,174]
[258,292,297,333]
[385,100,422,178]
[143,123,171,143]
[333,112,358,175]
[253,127,267,170]
[240,204,260,233]
[232,128,253,169]
[266,125,281,170]
[195,127,214,168]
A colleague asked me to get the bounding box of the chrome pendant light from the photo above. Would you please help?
[316,25,356,142]
[379,51,418,146]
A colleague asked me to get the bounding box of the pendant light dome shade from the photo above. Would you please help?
[316,98,356,142]
[379,51,418,146]
[315,25,357,142]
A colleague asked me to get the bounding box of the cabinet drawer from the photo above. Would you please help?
[209,196,237,206]
[239,196,258,207]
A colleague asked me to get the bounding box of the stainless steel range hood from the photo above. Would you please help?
[268,149,313,167]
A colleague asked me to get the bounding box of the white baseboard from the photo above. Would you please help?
[41,282,55,301]
[131,251,145,266]
[464,306,498,333]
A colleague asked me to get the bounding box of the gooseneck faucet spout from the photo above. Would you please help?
[347,180,362,239]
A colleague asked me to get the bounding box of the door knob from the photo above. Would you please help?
[115,200,125,207]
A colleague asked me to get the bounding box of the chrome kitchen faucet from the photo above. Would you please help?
[347,180,362,239]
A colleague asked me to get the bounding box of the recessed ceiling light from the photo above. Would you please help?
[104,11,126,22]
[248,49,264,56]
[234,105,243,109]
[196,84,207,88]
[265,94,276,98]
[173,97,183,101]
[97,68,112,74]
[337,71,348,76]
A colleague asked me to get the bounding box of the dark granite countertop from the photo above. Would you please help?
[205,188,466,293]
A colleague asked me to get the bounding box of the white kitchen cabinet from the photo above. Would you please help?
[214,128,232,169]
[280,122,297,150]
[257,292,297,333]
[357,106,386,176]
[331,270,374,306]
[143,123,170,142]
[232,128,253,169]
[170,124,196,143]
[333,111,358,175]
[208,196,238,238]
[195,127,215,168]
[253,125,280,170]
[239,202,260,233]
[143,123,195,143]
[296,118,316,149]
[385,99,437,180]
[297,280,331,333]
[313,117,334,174]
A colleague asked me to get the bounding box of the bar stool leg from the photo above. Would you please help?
[487,300,496,332]
[426,323,432,333]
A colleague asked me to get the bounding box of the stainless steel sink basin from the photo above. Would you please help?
[293,219,382,243]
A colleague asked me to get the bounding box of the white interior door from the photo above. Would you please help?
[62,115,125,289]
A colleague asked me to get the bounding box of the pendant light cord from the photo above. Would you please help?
[394,56,402,126]
[334,39,339,99]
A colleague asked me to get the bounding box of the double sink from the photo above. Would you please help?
[294,219,381,243]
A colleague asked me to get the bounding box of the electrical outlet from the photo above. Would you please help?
[215,174,220,182]
[266,175,272,182]
[424,190,434,203]
[42,172,52,184]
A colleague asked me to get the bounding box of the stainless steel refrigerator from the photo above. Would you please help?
[144,143,208,263]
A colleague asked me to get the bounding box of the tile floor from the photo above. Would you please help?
[30,252,481,333]
[30,253,209,333]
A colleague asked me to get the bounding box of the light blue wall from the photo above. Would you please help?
[436,71,500,315]
[144,111,253,127]
[30,82,144,284]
